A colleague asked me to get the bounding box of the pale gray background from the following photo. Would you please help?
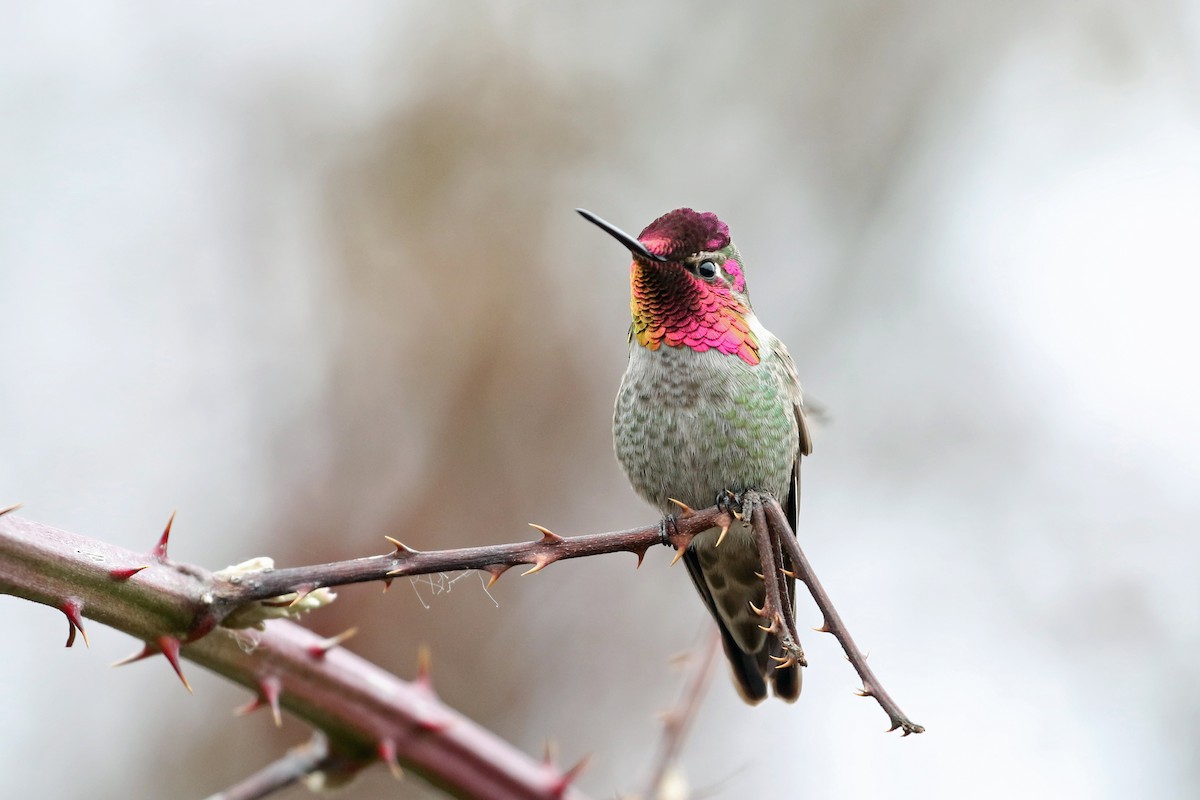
[2,2,1198,798]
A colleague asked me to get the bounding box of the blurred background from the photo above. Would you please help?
[2,1,1199,798]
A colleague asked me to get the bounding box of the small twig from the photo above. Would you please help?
[205,733,335,800]
[764,498,924,735]
[641,628,720,800]
[215,512,727,607]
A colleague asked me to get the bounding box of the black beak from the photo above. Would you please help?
[576,208,668,262]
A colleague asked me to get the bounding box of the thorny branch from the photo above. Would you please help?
[210,515,720,607]
[0,492,921,797]
[0,510,590,800]
[764,497,924,735]
[217,498,922,734]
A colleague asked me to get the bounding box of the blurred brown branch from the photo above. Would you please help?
[640,628,721,800]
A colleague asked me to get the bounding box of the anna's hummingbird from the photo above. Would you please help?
[578,207,813,704]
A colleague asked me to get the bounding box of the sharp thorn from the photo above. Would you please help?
[484,565,509,588]
[415,644,433,690]
[780,567,796,578]
[854,687,872,697]
[307,627,358,658]
[633,547,648,569]
[382,578,393,592]
[670,546,687,566]
[112,643,158,667]
[0,502,22,517]
[753,571,764,580]
[528,523,565,543]
[667,498,695,516]
[152,510,176,560]
[748,600,765,617]
[550,755,592,797]
[714,523,730,548]
[61,597,89,648]
[813,622,831,633]
[262,676,283,727]
[287,589,313,608]
[157,636,193,693]
[521,559,549,576]
[234,696,260,717]
[236,677,283,726]
[384,535,419,555]
[109,565,151,581]
[416,715,450,734]
[378,739,404,780]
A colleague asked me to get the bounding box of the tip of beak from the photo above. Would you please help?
[575,208,668,262]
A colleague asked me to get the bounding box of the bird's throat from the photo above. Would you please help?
[630,261,760,365]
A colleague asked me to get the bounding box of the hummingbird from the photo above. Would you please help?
[578,207,813,704]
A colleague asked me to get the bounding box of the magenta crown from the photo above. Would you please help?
[638,208,731,260]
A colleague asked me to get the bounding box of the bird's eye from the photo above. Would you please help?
[696,260,718,279]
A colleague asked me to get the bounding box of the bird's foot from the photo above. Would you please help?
[716,489,770,522]
[658,514,680,545]
[716,489,747,520]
